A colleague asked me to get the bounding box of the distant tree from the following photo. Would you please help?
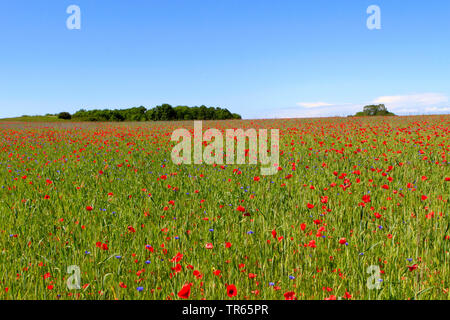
[354,104,395,117]
[122,106,147,121]
[70,105,241,121]
[152,104,176,121]
[58,112,72,120]
[110,110,125,122]
[174,106,192,120]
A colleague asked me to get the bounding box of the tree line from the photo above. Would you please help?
[352,104,395,117]
[58,105,242,121]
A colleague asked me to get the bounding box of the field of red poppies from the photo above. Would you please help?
[0,115,448,300]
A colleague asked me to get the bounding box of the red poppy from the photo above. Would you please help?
[171,252,183,263]
[284,291,296,300]
[178,283,192,299]
[408,264,418,272]
[226,284,237,298]
[171,264,182,273]
[272,229,277,239]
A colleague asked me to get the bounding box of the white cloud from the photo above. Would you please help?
[424,106,450,113]
[261,92,449,119]
[296,102,333,108]
[373,93,448,109]
[393,108,420,114]
[266,103,362,119]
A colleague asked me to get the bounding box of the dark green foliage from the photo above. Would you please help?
[72,105,241,121]
[57,112,72,120]
[354,104,395,117]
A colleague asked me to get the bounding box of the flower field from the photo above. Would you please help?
[0,115,448,300]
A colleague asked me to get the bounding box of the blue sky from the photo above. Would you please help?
[0,0,449,119]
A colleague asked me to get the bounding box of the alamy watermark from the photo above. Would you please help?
[65,5,379,31]
[170,121,279,175]
[66,5,81,30]
[366,265,382,290]
[367,5,381,30]
[67,265,81,290]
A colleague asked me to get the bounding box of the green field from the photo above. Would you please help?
[0,115,448,300]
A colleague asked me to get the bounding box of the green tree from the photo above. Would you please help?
[58,112,72,120]
[355,104,395,117]
[152,104,176,121]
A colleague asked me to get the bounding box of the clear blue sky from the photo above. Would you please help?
[0,0,449,119]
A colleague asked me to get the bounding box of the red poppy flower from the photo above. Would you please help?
[178,283,192,299]
[171,252,183,263]
[284,291,296,300]
[272,229,277,239]
[343,291,352,299]
[226,284,237,298]
[171,264,182,273]
[408,264,418,272]
[86,206,93,211]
